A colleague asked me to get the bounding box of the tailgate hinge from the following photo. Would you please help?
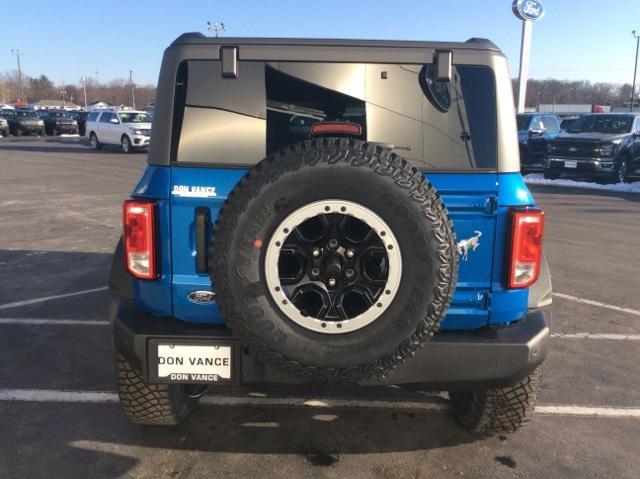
[483,292,492,309]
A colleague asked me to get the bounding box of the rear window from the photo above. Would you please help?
[174,60,497,170]
[87,112,100,122]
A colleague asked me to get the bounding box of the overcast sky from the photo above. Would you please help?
[1,0,638,86]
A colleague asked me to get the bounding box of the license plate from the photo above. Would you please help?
[564,160,578,169]
[155,343,233,384]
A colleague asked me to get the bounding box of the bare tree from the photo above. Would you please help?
[515,78,635,107]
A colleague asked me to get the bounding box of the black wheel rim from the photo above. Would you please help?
[265,200,402,334]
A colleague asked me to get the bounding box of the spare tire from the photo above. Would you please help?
[210,138,457,382]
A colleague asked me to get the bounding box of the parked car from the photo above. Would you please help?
[68,110,88,136]
[517,113,561,173]
[0,116,8,137]
[42,110,79,136]
[7,109,45,136]
[86,109,152,152]
[544,113,640,183]
[109,34,551,436]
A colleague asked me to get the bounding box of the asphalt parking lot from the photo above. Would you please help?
[1,137,639,478]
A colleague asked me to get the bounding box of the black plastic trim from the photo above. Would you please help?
[108,237,134,300]
[171,34,502,52]
[111,298,549,390]
[195,208,210,274]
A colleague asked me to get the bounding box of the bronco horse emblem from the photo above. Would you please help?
[457,230,482,261]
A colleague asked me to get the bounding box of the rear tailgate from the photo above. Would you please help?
[168,168,500,330]
[427,173,498,330]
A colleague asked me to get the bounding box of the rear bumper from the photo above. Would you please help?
[111,298,549,391]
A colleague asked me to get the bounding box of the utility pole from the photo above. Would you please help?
[129,70,136,109]
[82,76,88,110]
[10,49,24,103]
[631,31,640,112]
[207,21,226,37]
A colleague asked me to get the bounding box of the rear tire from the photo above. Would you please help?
[115,353,198,426]
[449,366,542,436]
[14,128,22,137]
[90,132,103,150]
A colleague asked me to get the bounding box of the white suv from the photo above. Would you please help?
[86,109,152,153]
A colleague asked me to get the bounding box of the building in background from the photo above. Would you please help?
[32,99,81,110]
[87,101,112,111]
[536,104,611,116]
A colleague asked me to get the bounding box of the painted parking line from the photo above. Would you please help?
[551,333,640,341]
[0,318,110,326]
[536,405,640,418]
[0,287,108,311]
[553,292,640,318]
[1,389,640,418]
[0,389,118,403]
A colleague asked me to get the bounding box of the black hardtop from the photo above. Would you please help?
[171,32,500,52]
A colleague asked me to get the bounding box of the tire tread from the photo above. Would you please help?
[115,354,196,426]
[210,138,457,383]
[450,366,542,436]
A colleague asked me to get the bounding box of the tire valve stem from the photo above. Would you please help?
[345,268,354,279]
[328,239,339,250]
[311,267,320,277]
[312,247,321,258]
[328,277,337,288]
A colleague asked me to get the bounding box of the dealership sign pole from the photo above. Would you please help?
[513,0,545,113]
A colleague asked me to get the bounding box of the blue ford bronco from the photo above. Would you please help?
[109,34,552,435]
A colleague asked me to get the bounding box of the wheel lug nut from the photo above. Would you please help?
[328,239,339,250]
[328,277,337,288]
[311,267,320,276]
[345,268,354,278]
[312,247,321,258]
[345,248,355,258]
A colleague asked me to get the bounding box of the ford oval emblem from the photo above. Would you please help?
[187,290,217,304]
[512,0,545,22]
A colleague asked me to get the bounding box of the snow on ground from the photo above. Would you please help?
[524,174,640,194]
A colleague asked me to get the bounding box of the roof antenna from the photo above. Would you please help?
[207,21,226,37]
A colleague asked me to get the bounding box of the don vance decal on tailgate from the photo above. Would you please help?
[171,185,217,198]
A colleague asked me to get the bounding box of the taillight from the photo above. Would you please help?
[507,209,544,289]
[123,201,156,279]
[310,121,362,136]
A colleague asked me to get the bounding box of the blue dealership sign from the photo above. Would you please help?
[512,0,545,22]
